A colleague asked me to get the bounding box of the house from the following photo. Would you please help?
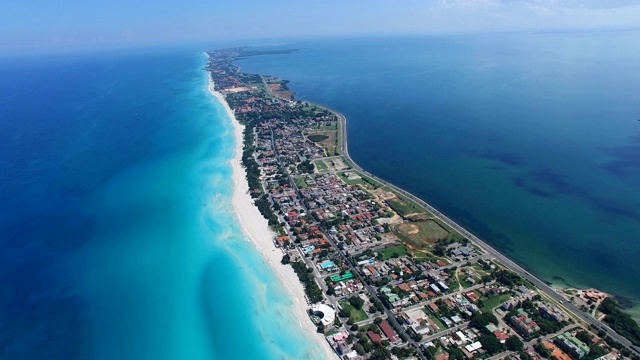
[493,331,509,343]
[367,331,383,344]
[430,284,441,294]
[275,236,290,246]
[428,302,439,313]
[465,291,480,303]
[379,320,400,344]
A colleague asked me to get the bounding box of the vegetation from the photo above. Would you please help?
[598,297,640,346]
[396,220,450,247]
[469,312,499,330]
[308,134,329,142]
[493,269,526,287]
[339,297,368,323]
[290,261,323,303]
[297,159,315,174]
[240,122,263,196]
[385,195,427,217]
[313,159,328,172]
[505,335,524,351]
[377,244,409,260]
[479,335,502,355]
[479,294,512,314]
[255,194,279,226]
[293,176,308,189]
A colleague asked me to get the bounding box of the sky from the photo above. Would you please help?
[1,0,640,54]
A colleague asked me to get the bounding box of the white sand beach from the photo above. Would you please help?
[207,76,337,359]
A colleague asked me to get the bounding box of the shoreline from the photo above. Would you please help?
[204,49,640,356]
[207,75,337,359]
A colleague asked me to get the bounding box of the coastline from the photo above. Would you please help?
[207,75,337,359]
[204,49,640,356]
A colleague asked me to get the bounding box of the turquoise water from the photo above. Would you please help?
[0,49,322,359]
[235,32,640,315]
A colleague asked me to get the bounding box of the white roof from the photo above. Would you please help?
[311,303,335,326]
[465,341,483,352]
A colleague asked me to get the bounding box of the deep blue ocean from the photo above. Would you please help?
[0,49,322,359]
[236,32,640,318]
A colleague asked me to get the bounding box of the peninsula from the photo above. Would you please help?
[206,48,640,360]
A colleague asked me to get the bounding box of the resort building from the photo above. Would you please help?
[510,312,540,338]
[554,332,590,359]
[310,303,335,327]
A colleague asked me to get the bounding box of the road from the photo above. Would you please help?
[332,111,640,356]
[268,124,427,359]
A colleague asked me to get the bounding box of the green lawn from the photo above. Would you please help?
[294,177,308,189]
[393,220,450,249]
[459,276,475,289]
[480,294,511,314]
[412,252,438,262]
[314,160,328,172]
[470,263,491,277]
[316,124,337,131]
[378,244,409,260]
[339,301,369,323]
[339,172,381,189]
[385,195,430,217]
[430,316,446,330]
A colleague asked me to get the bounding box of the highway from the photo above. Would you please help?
[333,111,640,356]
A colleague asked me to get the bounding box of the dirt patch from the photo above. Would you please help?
[393,220,450,248]
[268,83,293,100]
[405,224,419,234]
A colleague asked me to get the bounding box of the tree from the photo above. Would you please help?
[575,330,592,344]
[353,344,366,355]
[505,335,524,351]
[434,243,447,257]
[371,347,391,360]
[349,296,365,310]
[448,347,465,360]
[326,286,335,296]
[469,312,498,330]
[479,335,503,355]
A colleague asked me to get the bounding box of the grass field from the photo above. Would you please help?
[377,244,409,260]
[339,172,381,190]
[318,124,337,131]
[385,195,430,217]
[339,301,369,323]
[412,251,439,262]
[294,177,308,189]
[470,263,491,277]
[393,220,450,249]
[480,293,511,314]
[309,129,338,155]
[314,159,328,172]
